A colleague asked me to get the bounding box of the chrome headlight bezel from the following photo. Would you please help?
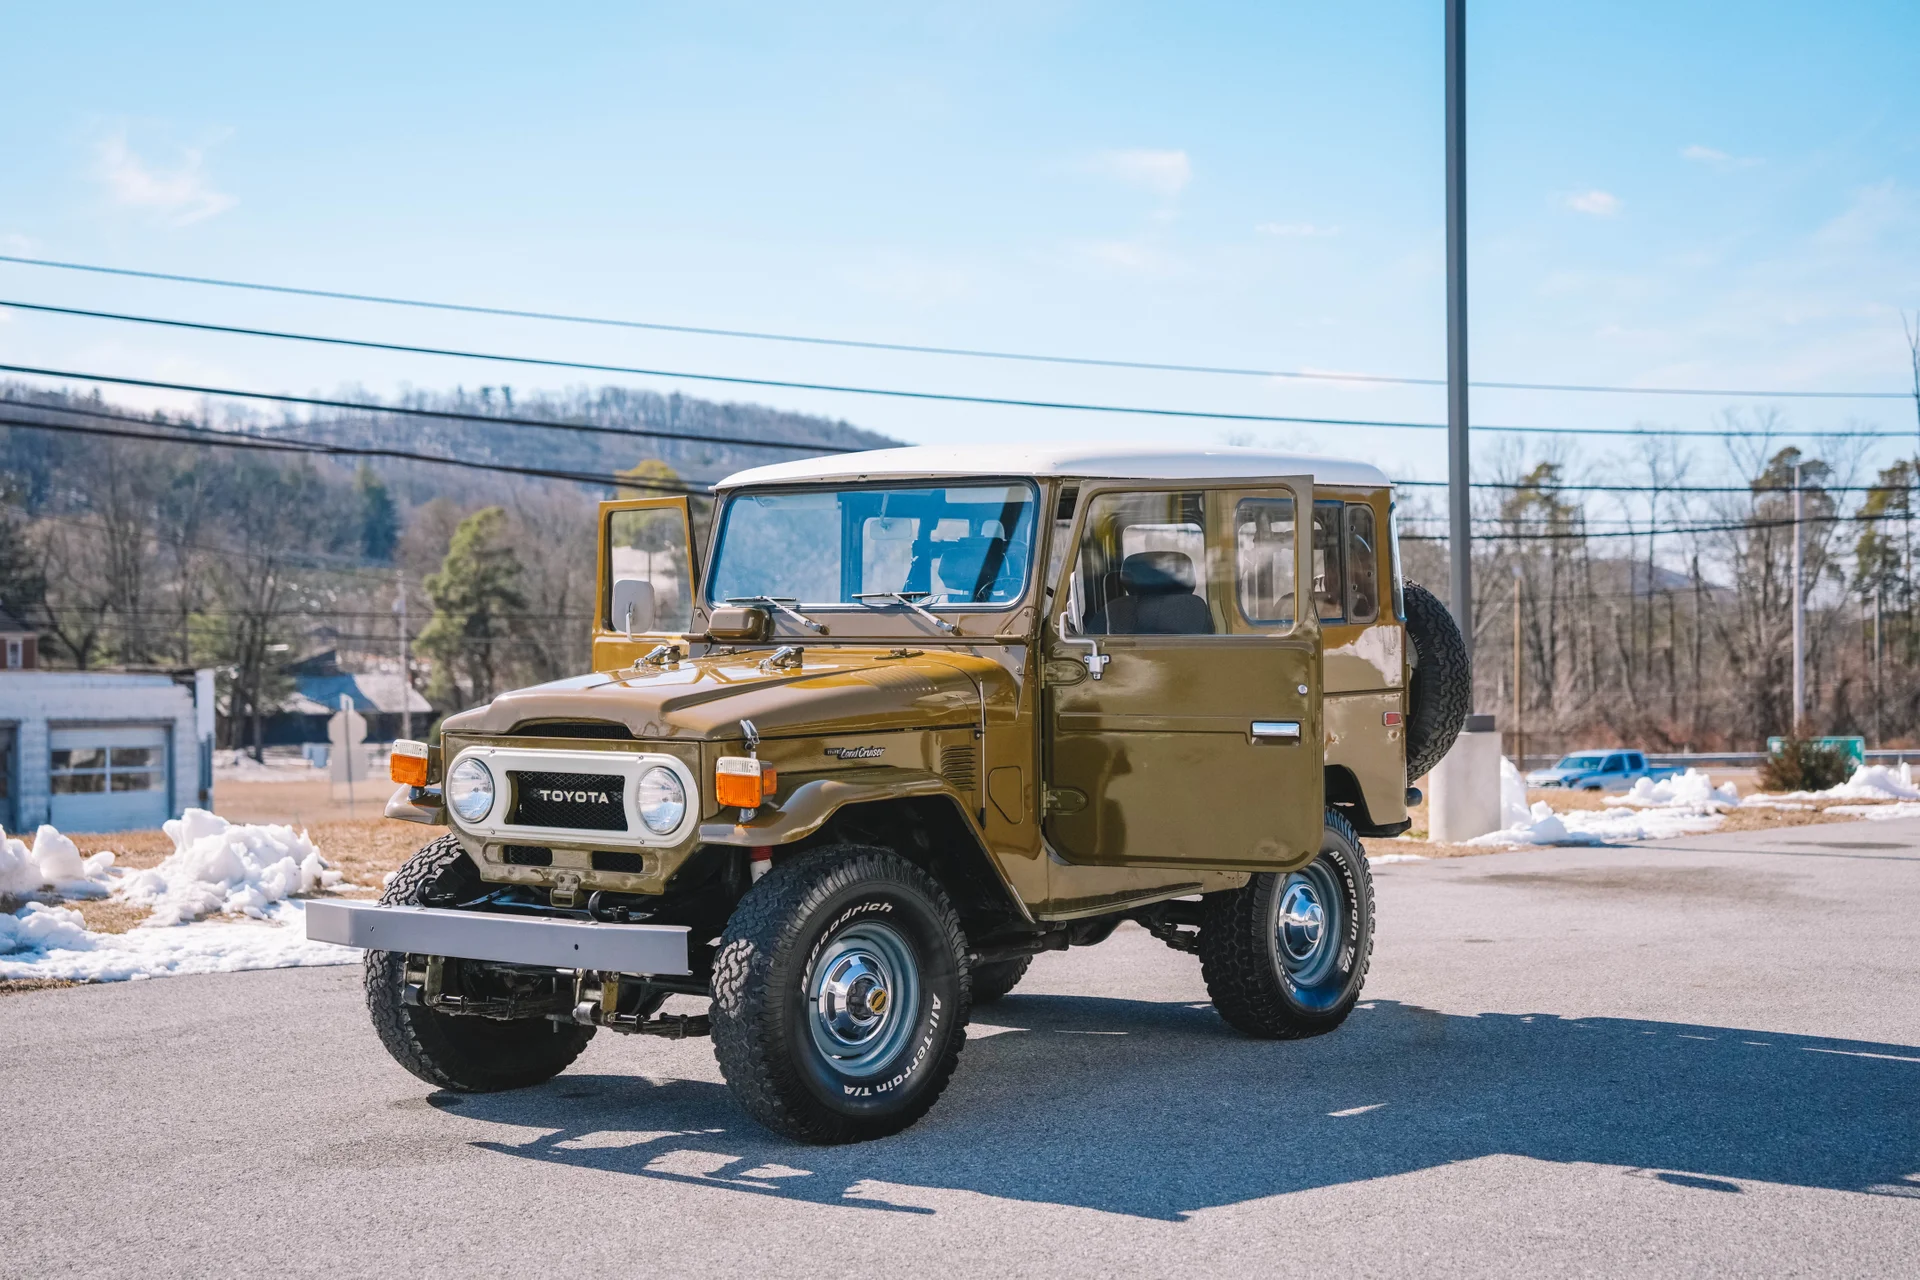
[446,757,497,822]
[636,765,687,835]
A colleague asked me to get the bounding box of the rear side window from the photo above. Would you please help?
[1346,503,1379,624]
[1312,501,1345,621]
[1234,497,1296,625]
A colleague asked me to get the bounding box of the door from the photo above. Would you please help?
[593,496,702,668]
[0,724,15,832]
[1043,479,1324,869]
[49,725,171,833]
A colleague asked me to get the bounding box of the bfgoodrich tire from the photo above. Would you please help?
[1403,580,1472,782]
[363,834,594,1092]
[710,845,970,1144]
[1199,810,1375,1039]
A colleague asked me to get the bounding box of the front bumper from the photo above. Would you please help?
[305,899,691,975]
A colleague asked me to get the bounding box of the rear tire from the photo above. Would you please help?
[1403,581,1472,782]
[363,835,594,1092]
[1199,810,1374,1039]
[969,956,1031,1004]
[710,845,970,1144]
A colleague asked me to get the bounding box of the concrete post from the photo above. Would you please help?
[1429,713,1502,842]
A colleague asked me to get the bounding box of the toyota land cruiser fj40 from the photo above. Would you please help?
[309,445,1470,1143]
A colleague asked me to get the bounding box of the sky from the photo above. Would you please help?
[2,0,1918,494]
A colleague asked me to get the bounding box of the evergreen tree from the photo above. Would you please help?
[356,466,400,562]
[418,507,527,710]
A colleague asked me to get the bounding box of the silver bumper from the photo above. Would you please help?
[305,899,691,975]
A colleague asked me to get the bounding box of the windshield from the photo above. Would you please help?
[708,482,1039,609]
[1554,754,1607,770]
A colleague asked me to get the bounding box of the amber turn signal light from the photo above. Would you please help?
[390,738,430,787]
[715,756,778,808]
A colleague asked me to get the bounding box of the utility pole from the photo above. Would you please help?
[1874,586,1883,747]
[1512,565,1524,769]
[1791,462,1805,733]
[1446,0,1473,671]
[396,572,412,742]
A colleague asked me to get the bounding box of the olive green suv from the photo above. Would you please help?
[308,446,1469,1143]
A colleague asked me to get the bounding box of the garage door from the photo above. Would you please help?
[50,726,171,833]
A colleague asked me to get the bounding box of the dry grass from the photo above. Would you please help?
[0,978,79,996]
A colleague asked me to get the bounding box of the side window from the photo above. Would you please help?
[1234,496,1296,626]
[1604,754,1625,772]
[1074,491,1216,636]
[1312,501,1345,622]
[1346,503,1379,624]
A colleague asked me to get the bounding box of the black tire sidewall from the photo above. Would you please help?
[773,874,963,1123]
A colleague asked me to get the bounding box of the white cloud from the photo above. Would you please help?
[1682,144,1760,170]
[1088,149,1191,198]
[93,133,236,225]
[1566,189,1622,217]
[1256,222,1339,238]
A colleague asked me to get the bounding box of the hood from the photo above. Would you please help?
[442,649,990,741]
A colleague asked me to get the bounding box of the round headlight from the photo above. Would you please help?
[637,766,687,834]
[446,757,495,822]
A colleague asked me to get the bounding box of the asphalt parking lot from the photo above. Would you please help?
[6,819,1919,1279]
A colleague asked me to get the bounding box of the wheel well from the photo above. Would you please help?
[1324,764,1376,829]
[807,795,1028,937]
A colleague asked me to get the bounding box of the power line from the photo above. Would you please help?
[0,362,857,455]
[0,408,704,495]
[8,298,1918,439]
[1401,510,1891,542]
[2,251,1910,401]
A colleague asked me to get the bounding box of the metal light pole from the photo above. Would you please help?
[1446,0,1473,674]
[1791,462,1805,732]
[396,574,412,742]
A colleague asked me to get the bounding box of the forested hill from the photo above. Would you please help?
[0,379,901,515]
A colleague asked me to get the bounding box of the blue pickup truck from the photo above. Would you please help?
[1525,750,1677,792]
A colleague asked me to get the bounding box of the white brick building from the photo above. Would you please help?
[0,669,216,834]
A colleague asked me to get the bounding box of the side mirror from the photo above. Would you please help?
[611,578,657,636]
[707,606,771,642]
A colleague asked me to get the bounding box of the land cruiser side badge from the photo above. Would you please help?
[825,746,884,760]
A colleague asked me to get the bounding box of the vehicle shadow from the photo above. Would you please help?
[448,996,1920,1221]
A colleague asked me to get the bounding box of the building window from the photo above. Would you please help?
[51,746,165,794]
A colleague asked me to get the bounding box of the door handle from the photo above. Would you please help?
[1251,721,1302,743]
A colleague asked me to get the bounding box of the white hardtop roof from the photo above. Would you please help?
[716,445,1392,490]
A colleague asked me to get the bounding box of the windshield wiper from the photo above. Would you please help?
[723,595,825,633]
[852,590,957,634]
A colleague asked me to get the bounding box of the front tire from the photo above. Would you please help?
[363,834,594,1092]
[710,845,970,1144]
[970,956,1031,1004]
[1199,811,1374,1039]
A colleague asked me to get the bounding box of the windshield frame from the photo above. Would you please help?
[704,478,1045,620]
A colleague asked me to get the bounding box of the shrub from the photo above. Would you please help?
[1758,738,1852,793]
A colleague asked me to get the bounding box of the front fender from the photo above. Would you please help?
[697,766,957,846]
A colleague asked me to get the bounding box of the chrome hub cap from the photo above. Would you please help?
[1278,881,1326,961]
[1273,861,1344,988]
[807,920,920,1078]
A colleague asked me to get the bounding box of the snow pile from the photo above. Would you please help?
[0,826,118,899]
[1467,802,1726,847]
[1607,769,1740,811]
[117,809,342,926]
[213,749,320,781]
[1468,759,1727,846]
[0,899,358,982]
[1499,757,1532,828]
[1823,801,1920,822]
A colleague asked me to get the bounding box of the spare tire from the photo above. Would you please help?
[1403,581,1471,782]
